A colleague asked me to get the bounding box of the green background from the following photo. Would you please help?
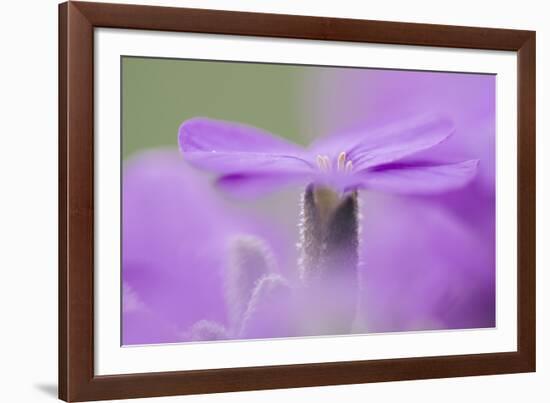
[122,56,319,159]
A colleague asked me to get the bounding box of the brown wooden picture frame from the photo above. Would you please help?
[59,1,536,401]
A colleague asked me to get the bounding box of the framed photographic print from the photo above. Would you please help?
[59,1,536,401]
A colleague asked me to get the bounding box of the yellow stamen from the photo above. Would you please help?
[337,151,347,171]
[322,155,332,171]
[316,152,352,174]
[316,155,326,171]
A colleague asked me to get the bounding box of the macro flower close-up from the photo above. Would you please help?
[121,56,496,345]
[178,115,478,197]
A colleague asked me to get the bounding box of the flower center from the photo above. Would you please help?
[316,151,353,173]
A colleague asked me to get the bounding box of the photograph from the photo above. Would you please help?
[0,0,543,402]
[121,57,496,346]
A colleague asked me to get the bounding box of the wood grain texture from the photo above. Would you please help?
[75,1,532,49]
[58,1,536,401]
[58,4,68,401]
[516,32,536,369]
[59,2,95,401]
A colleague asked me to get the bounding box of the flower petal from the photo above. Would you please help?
[179,117,313,174]
[357,191,495,332]
[217,171,313,198]
[311,114,454,170]
[357,160,479,194]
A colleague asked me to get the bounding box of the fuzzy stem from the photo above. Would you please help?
[297,184,360,334]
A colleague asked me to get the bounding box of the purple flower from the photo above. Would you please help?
[124,69,495,346]
[178,115,478,198]
[122,150,372,344]
[313,69,496,331]
[177,114,481,337]
[122,150,293,345]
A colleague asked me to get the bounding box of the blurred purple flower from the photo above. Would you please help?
[178,115,478,197]
[123,151,368,345]
[122,150,293,345]
[313,69,497,332]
